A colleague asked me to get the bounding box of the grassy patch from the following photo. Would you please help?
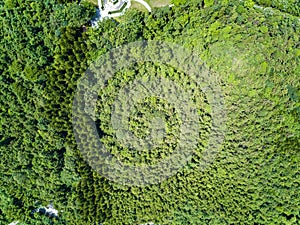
[147,0,171,8]
[130,1,149,12]
[84,0,99,6]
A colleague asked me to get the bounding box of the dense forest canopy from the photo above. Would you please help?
[0,0,299,224]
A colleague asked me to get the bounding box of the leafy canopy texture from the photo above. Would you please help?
[0,0,299,224]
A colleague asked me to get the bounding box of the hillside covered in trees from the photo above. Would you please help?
[0,0,299,224]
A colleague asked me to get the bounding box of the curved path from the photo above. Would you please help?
[133,0,151,12]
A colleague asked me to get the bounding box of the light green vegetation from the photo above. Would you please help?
[131,0,150,12]
[146,0,171,8]
[85,0,98,6]
[254,0,300,16]
[0,0,299,224]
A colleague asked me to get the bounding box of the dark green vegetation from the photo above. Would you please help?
[93,61,210,166]
[0,0,299,224]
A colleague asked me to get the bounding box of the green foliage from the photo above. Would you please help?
[204,0,214,7]
[171,0,187,6]
[253,0,300,16]
[0,0,94,224]
[0,0,299,224]
[91,62,210,166]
